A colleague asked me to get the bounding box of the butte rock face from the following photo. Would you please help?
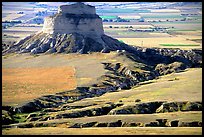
[4,3,131,54]
[3,3,202,68]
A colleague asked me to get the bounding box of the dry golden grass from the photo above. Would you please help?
[2,67,76,106]
[2,127,202,135]
[70,68,202,107]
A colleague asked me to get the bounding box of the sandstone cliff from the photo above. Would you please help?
[42,3,104,36]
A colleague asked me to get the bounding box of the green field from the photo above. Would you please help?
[97,9,150,13]
[99,16,118,19]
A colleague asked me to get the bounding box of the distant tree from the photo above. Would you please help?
[135,99,141,102]
[139,18,144,22]
[103,19,108,22]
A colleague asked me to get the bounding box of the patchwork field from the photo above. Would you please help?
[2,13,26,22]
[117,37,202,50]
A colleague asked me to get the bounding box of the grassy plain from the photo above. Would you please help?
[3,52,201,107]
[2,66,76,106]
[3,127,202,135]
[2,52,120,106]
[67,67,202,107]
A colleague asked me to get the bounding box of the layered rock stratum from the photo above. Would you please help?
[3,2,132,54]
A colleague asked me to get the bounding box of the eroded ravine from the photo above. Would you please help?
[2,47,202,128]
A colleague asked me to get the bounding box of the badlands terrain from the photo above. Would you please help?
[2,2,202,135]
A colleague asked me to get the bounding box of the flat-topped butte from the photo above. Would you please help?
[42,3,104,36]
[58,3,96,15]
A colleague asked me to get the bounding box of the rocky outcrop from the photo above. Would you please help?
[43,3,104,36]
[3,118,202,129]
[156,101,202,113]
[3,32,133,55]
[3,3,133,55]
[179,121,202,127]
[70,122,98,128]
[169,120,179,127]
[11,103,121,123]
[109,101,202,115]
[122,122,144,127]
[51,103,118,119]
[2,110,15,125]
[155,62,186,75]
[109,102,164,114]
[9,100,201,125]
[124,47,202,68]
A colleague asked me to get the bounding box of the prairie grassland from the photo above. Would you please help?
[2,53,118,105]
[121,68,202,104]
[2,127,202,135]
[69,68,202,107]
[2,67,76,106]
